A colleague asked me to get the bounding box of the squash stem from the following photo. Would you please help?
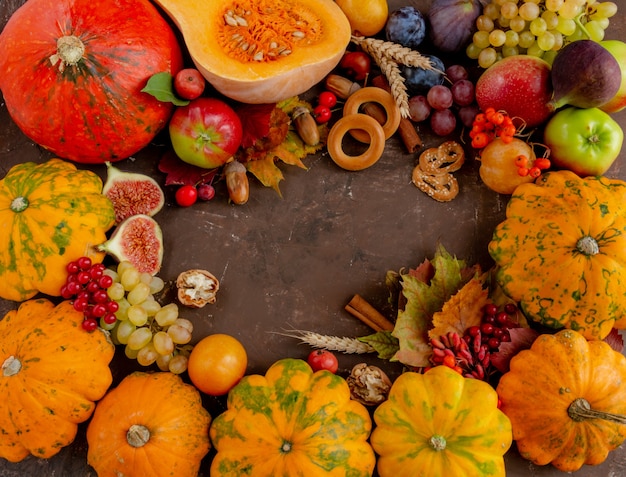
[429,435,447,451]
[10,196,28,212]
[576,236,599,256]
[49,35,85,72]
[568,397,626,425]
[127,424,151,448]
[2,355,21,376]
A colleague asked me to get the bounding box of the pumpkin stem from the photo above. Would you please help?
[575,236,600,256]
[2,355,21,376]
[10,196,29,213]
[568,397,626,425]
[127,424,151,448]
[429,435,447,451]
[49,35,85,72]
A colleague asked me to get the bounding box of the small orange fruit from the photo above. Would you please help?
[187,333,248,396]
[335,0,388,37]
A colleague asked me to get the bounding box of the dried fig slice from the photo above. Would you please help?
[98,214,163,275]
[102,162,165,224]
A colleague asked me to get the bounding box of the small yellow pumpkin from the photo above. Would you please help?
[496,329,626,472]
[0,298,115,462]
[371,365,512,477]
[86,371,211,477]
[152,0,351,104]
[0,158,115,301]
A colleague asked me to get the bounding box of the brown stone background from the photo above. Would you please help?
[1,0,626,475]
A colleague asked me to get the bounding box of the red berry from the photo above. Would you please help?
[313,105,332,124]
[77,256,92,270]
[197,183,216,201]
[504,303,518,315]
[103,313,118,325]
[86,281,101,293]
[173,68,206,100]
[77,271,91,284]
[318,91,337,108]
[66,261,80,274]
[92,289,110,303]
[483,303,498,316]
[106,300,120,313]
[495,311,509,325]
[66,281,82,295]
[73,297,89,312]
[91,303,108,318]
[467,325,481,337]
[60,284,74,299]
[488,337,501,350]
[82,318,98,332]
[175,184,198,207]
[98,275,114,289]
[480,322,495,335]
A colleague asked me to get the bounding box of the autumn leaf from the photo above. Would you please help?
[391,244,480,368]
[428,277,490,340]
[358,331,399,360]
[490,327,540,374]
[158,150,219,186]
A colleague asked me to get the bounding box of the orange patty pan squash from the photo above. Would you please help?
[370,365,512,477]
[0,298,115,462]
[496,329,626,472]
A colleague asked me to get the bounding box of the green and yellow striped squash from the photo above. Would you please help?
[371,365,512,477]
[0,298,115,462]
[0,158,115,301]
[209,357,375,477]
[488,170,626,340]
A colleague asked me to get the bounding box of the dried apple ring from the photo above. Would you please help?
[343,87,401,143]
[327,113,386,171]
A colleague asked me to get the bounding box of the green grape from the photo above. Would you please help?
[542,50,558,65]
[156,353,173,372]
[537,31,556,51]
[556,16,577,35]
[590,1,617,19]
[126,282,151,305]
[519,2,540,21]
[489,29,507,47]
[107,282,125,301]
[550,31,564,50]
[139,271,153,285]
[103,268,119,283]
[115,320,136,345]
[120,267,141,291]
[500,2,518,19]
[526,42,545,57]
[505,30,520,47]
[519,31,537,49]
[525,0,542,4]
[541,11,559,30]
[154,302,179,327]
[127,304,148,326]
[502,45,520,57]
[466,42,482,59]
[124,345,139,360]
[509,16,527,32]
[473,30,491,49]
[127,327,153,350]
[153,331,175,355]
[142,297,162,316]
[114,297,131,321]
[137,343,159,366]
[116,261,136,278]
[168,354,189,374]
[477,14,495,31]
[149,276,165,294]
[497,16,511,28]
[545,0,565,12]
[583,20,606,41]
[167,324,192,345]
[173,318,194,334]
[558,1,584,19]
[530,18,548,36]
[483,3,501,20]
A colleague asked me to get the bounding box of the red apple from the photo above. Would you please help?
[169,97,243,169]
[174,68,206,100]
[600,40,626,114]
[475,55,554,128]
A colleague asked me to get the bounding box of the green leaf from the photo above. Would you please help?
[141,72,189,106]
[358,332,399,360]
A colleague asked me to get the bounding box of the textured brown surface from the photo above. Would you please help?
[1,0,626,475]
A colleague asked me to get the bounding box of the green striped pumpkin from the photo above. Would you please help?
[371,365,512,477]
[209,358,375,476]
[488,170,626,340]
[0,159,115,301]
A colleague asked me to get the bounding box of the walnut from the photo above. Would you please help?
[346,363,392,406]
[176,269,219,308]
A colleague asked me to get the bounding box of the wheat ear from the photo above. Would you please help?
[272,329,376,354]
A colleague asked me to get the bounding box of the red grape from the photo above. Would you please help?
[451,79,475,107]
[407,95,431,122]
[426,85,453,110]
[430,109,457,136]
[445,64,468,83]
[458,105,480,128]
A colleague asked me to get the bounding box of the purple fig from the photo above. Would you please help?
[428,0,482,53]
[98,214,164,275]
[102,162,165,224]
[550,39,621,110]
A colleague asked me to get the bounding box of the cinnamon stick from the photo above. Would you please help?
[345,294,395,332]
[371,75,423,153]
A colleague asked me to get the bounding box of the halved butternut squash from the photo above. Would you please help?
[153,0,352,104]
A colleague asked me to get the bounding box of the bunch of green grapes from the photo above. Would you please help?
[103,261,193,374]
[466,0,618,68]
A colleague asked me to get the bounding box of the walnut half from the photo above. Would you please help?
[346,363,392,406]
[176,269,219,308]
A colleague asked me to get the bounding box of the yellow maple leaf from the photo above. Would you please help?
[428,277,489,340]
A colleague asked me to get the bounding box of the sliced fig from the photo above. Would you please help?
[98,214,163,275]
[102,162,165,224]
[550,39,621,110]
